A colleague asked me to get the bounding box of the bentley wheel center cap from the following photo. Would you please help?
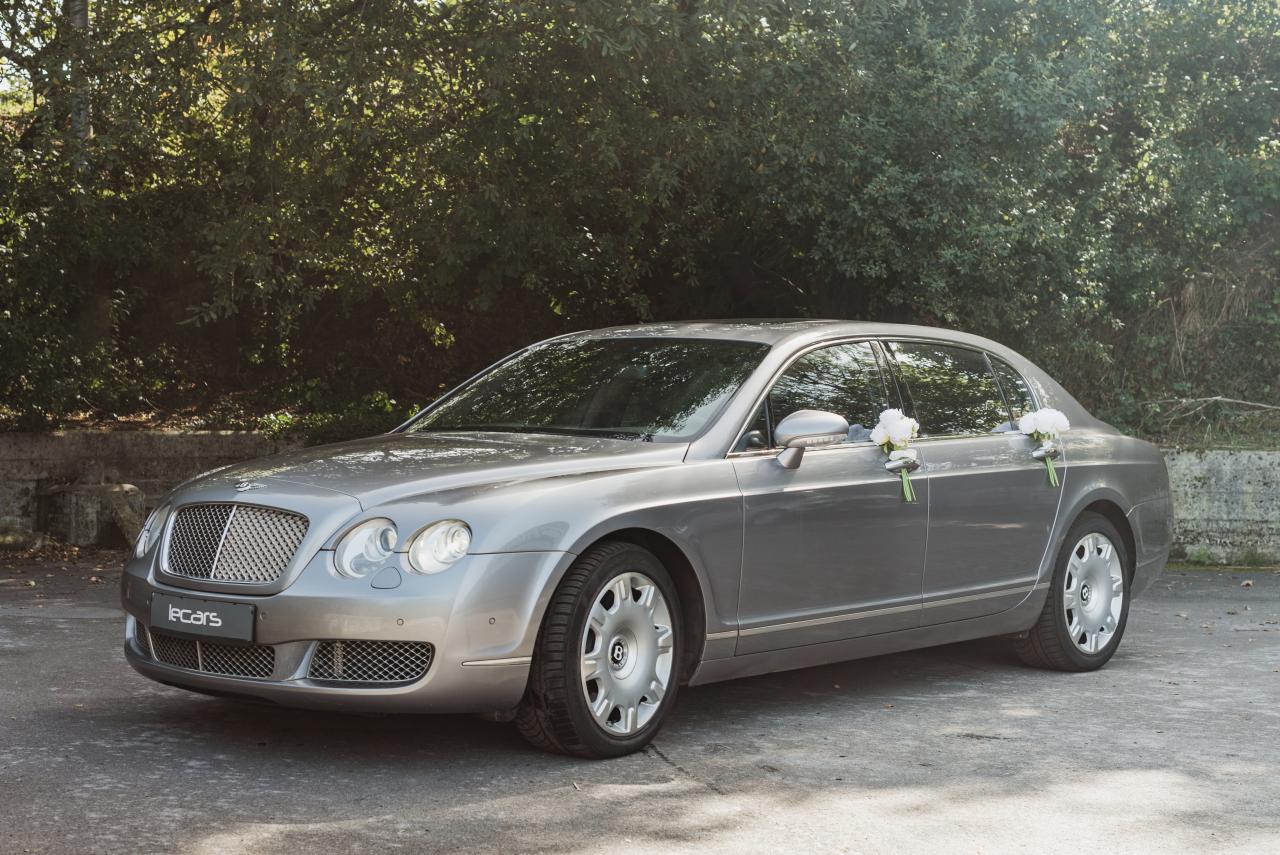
[609,638,628,669]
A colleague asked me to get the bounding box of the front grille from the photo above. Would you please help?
[166,503,308,585]
[309,641,434,685]
[150,631,199,670]
[145,629,275,679]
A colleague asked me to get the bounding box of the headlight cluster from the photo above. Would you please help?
[333,518,398,579]
[333,518,471,579]
[407,520,472,575]
[133,504,171,558]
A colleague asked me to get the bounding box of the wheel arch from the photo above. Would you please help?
[1078,500,1137,580]
[1054,489,1138,583]
[575,527,709,684]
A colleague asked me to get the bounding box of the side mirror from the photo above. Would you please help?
[773,409,850,469]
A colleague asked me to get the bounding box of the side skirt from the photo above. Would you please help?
[687,593,1046,686]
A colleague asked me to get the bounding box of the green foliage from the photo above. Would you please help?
[1,1,1277,444]
[258,391,412,447]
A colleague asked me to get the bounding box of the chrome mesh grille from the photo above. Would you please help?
[309,641,434,684]
[145,629,275,679]
[165,503,308,585]
[167,504,232,578]
[150,631,199,671]
[200,641,275,679]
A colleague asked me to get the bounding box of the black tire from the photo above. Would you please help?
[516,541,682,758]
[1013,512,1131,672]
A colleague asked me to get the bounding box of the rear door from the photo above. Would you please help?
[731,340,928,654]
[884,341,1060,624]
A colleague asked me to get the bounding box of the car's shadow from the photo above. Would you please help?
[96,635,1025,764]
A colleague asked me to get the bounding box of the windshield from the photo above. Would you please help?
[406,337,769,442]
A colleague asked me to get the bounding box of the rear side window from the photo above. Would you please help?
[765,342,890,446]
[989,356,1036,423]
[887,342,1009,436]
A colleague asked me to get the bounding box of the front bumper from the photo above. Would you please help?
[121,548,570,713]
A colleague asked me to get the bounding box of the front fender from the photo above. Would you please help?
[368,459,744,638]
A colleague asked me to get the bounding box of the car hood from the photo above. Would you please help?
[185,431,688,508]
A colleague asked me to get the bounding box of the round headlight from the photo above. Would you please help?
[334,518,398,579]
[407,520,471,575]
[134,504,171,558]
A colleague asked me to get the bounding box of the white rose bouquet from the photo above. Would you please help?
[871,409,920,502]
[1018,407,1070,487]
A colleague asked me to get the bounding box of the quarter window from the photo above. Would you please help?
[763,342,891,447]
[887,342,1009,436]
[989,356,1036,424]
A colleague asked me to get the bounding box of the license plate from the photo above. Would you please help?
[150,593,255,643]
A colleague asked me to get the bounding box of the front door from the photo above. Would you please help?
[886,341,1062,624]
[731,340,929,655]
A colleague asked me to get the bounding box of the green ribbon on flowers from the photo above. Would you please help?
[1044,455,1059,487]
[900,468,917,502]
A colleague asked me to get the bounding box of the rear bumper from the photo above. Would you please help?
[1128,495,1173,596]
[121,548,570,713]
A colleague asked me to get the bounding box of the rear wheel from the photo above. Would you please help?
[516,541,681,758]
[1013,512,1130,671]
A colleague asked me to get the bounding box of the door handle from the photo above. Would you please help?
[1031,445,1061,461]
[884,457,920,474]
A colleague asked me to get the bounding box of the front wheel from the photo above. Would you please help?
[516,541,681,758]
[1013,512,1131,671]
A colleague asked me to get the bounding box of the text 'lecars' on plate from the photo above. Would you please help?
[122,320,1172,758]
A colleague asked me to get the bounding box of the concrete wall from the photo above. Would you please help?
[1164,449,1280,565]
[0,431,298,545]
[0,432,1277,563]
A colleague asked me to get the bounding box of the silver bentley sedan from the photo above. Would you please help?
[121,320,1173,757]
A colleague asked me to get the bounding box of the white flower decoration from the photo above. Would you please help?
[872,408,921,502]
[872,408,919,451]
[1020,407,1069,487]
[1019,407,1070,441]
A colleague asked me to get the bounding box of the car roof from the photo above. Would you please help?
[570,319,1013,352]
[571,319,837,345]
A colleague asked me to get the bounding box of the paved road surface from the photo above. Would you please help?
[2,552,1277,854]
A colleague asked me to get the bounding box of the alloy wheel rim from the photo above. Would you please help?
[579,571,674,736]
[1063,532,1125,655]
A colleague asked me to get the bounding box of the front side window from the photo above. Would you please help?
[760,341,891,447]
[887,342,1009,436]
[407,337,769,442]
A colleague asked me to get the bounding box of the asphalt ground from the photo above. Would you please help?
[1,549,1277,854]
